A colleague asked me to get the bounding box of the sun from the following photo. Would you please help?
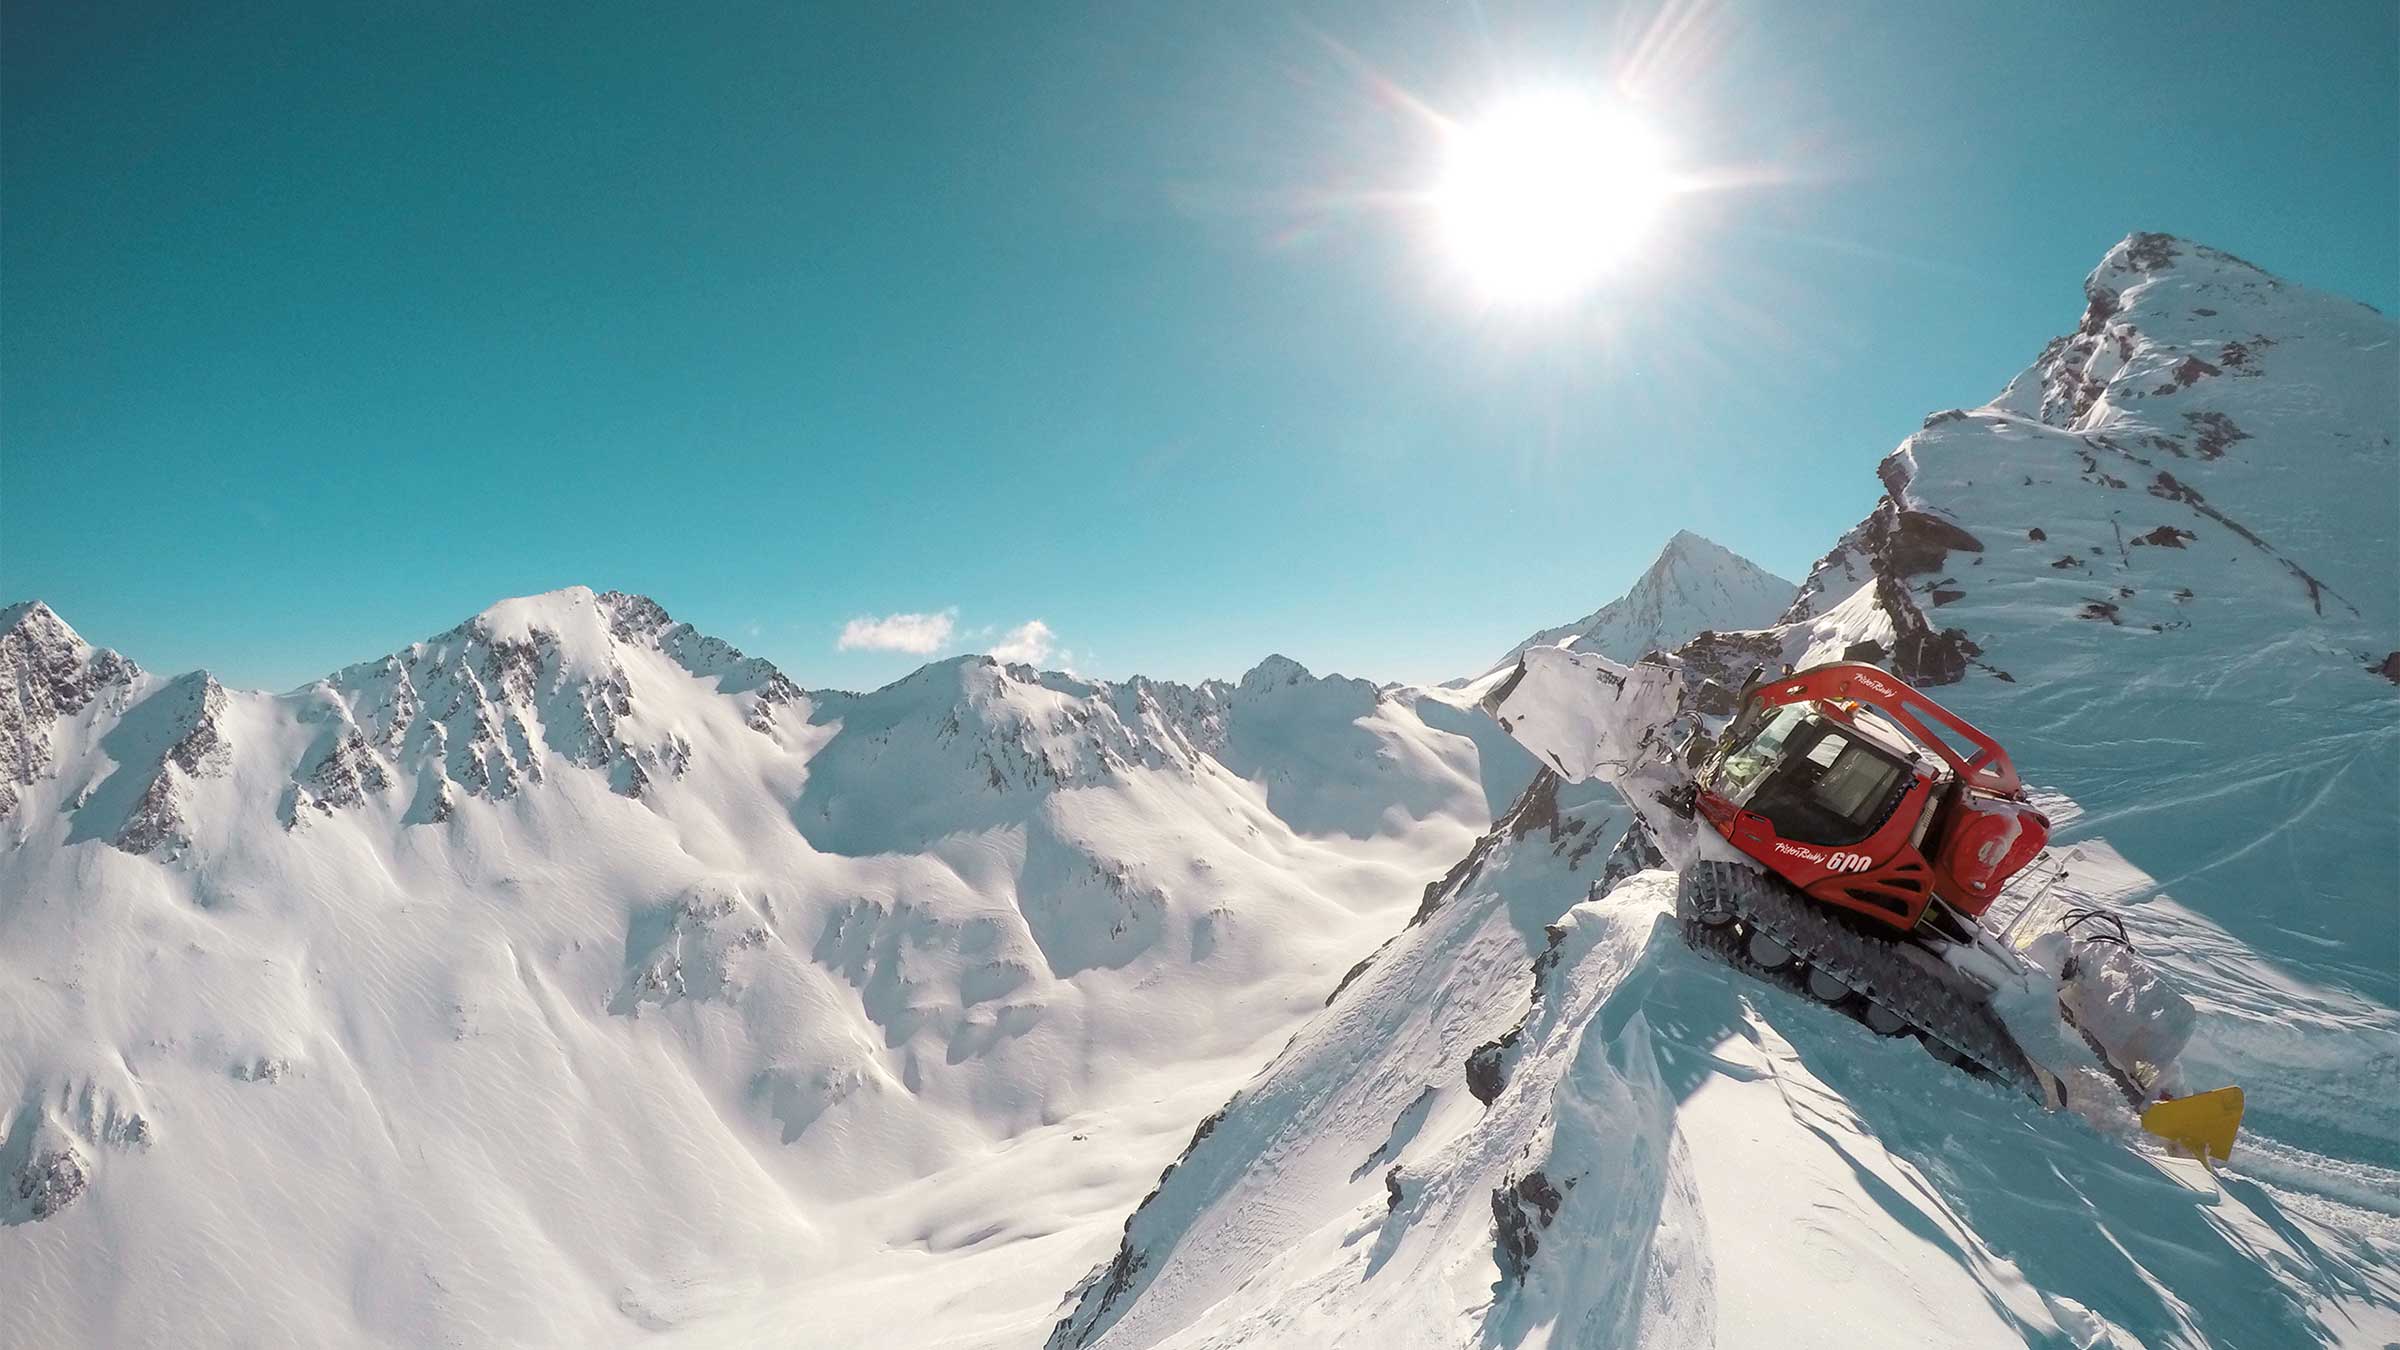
[1431,92,1676,305]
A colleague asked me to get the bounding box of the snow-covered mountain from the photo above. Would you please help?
[0,588,1528,1346]
[1045,234,2400,1348]
[7,233,2396,1349]
[1479,530,1797,677]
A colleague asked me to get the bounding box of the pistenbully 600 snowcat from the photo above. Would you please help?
[1680,662,2242,1162]
[1482,648,2243,1165]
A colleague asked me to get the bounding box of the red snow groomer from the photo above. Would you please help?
[1695,662,2048,940]
[1679,661,2243,1165]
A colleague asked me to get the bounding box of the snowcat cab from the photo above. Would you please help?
[1695,662,2049,936]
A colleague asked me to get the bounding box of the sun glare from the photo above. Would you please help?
[1432,92,1675,305]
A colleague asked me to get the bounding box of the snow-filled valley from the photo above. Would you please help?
[5,233,2397,1348]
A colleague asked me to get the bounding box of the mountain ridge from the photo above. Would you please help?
[1477,529,1797,680]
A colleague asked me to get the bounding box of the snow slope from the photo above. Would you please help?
[1480,530,1797,676]
[5,232,2394,1349]
[1764,234,2400,1167]
[1049,235,2400,1348]
[0,590,1523,1347]
[1048,827,2399,1349]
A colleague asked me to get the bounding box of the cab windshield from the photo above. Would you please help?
[1712,707,1910,847]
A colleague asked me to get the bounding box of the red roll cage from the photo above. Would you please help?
[1735,662,2023,799]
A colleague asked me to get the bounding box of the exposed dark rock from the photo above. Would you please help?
[1409,825,1500,927]
[2051,556,2083,570]
[2079,283,2120,337]
[1840,640,1888,666]
[1881,510,1985,578]
[1,603,143,819]
[2372,653,2400,685]
[2121,232,2180,272]
[2131,526,2196,549]
[1890,626,1983,685]
[2148,471,2353,616]
[1492,1170,1566,1284]
[1930,589,1966,607]
[2080,600,2122,625]
[1675,631,1784,716]
[294,729,390,819]
[1600,823,1668,891]
[1324,946,1384,1007]
[1047,1100,1236,1348]
[2183,411,2251,460]
[1464,1030,1519,1106]
[2027,528,2046,541]
[1504,771,1563,843]
[1843,501,1988,687]
[12,1143,87,1221]
[1385,1166,1404,1212]
[2152,356,2221,395]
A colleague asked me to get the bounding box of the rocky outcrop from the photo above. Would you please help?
[317,587,799,817]
[110,673,233,857]
[10,1141,87,1222]
[0,602,141,818]
[1490,1169,1566,1285]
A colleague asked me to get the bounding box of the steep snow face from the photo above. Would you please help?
[0,595,1518,1347]
[1045,773,1653,1350]
[1048,852,2399,1349]
[1778,234,2399,1012]
[1485,530,1796,675]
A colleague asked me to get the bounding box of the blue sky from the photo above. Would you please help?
[5,1,2394,692]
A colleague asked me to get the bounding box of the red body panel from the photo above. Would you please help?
[1933,792,2051,916]
[1698,663,2049,933]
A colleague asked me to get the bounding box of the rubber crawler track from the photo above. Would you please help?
[1677,860,2046,1099]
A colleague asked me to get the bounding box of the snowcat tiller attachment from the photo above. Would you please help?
[2140,1086,2244,1164]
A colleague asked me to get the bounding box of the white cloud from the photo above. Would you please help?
[837,608,956,654]
[988,620,1056,666]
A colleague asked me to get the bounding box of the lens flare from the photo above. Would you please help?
[1432,92,1677,304]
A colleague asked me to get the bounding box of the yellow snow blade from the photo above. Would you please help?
[2141,1086,2244,1164]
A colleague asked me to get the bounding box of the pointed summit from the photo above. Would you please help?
[1238,654,1315,693]
[0,599,144,818]
[1480,531,1797,675]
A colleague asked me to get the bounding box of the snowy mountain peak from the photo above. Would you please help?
[3,599,78,646]
[1484,531,1797,675]
[1790,231,2398,698]
[1238,653,1315,693]
[0,600,144,819]
[304,588,806,814]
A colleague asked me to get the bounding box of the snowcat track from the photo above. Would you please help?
[1677,861,2046,1099]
